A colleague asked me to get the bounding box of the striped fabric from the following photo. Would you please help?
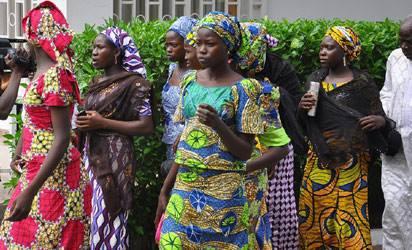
[86,156,130,250]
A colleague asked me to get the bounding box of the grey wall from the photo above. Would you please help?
[67,0,113,32]
[266,0,412,21]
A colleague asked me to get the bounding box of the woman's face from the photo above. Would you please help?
[195,28,228,68]
[165,31,185,62]
[184,44,201,69]
[92,34,119,70]
[319,36,345,69]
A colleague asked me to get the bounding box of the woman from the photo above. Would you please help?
[0,2,91,249]
[237,22,300,249]
[162,16,198,171]
[298,26,387,249]
[184,31,202,70]
[76,27,153,249]
[155,12,263,249]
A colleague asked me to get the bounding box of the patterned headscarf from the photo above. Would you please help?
[22,1,74,65]
[237,22,279,74]
[168,16,198,40]
[195,11,242,55]
[101,27,147,78]
[325,26,361,61]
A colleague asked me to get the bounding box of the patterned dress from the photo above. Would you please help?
[85,75,152,250]
[162,63,184,161]
[160,72,263,249]
[298,81,372,249]
[246,81,291,250]
[265,144,298,249]
[0,66,91,249]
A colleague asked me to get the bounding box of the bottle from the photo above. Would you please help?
[307,81,320,117]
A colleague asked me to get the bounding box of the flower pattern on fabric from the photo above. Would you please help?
[173,71,263,172]
[161,70,263,249]
[0,66,91,249]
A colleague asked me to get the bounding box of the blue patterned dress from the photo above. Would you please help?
[160,71,263,249]
[162,63,185,160]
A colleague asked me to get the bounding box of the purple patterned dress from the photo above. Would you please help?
[85,95,152,249]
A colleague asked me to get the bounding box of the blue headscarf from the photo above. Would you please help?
[168,16,198,39]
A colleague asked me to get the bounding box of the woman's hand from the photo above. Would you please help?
[359,115,386,131]
[10,156,23,174]
[196,104,221,128]
[172,134,181,153]
[6,188,35,221]
[298,92,317,111]
[76,111,107,131]
[154,191,169,226]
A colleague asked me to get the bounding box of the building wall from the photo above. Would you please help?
[266,0,412,21]
[66,0,113,32]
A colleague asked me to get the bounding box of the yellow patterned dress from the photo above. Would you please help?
[298,81,372,249]
[159,71,263,249]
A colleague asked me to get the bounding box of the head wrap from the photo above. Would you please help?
[22,1,74,65]
[195,11,242,55]
[237,22,279,74]
[101,27,147,78]
[185,30,196,46]
[325,26,361,61]
[168,16,198,40]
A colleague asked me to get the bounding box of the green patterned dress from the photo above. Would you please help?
[160,71,263,249]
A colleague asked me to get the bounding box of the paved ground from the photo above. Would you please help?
[0,129,11,203]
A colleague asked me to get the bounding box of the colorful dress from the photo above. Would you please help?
[298,71,383,249]
[160,71,263,249]
[0,66,91,249]
[83,72,152,250]
[246,81,291,250]
[162,63,184,160]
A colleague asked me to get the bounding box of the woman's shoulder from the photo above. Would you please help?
[350,68,376,86]
[127,73,150,86]
[233,77,262,99]
[306,68,328,83]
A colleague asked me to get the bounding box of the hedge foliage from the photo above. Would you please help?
[70,18,400,247]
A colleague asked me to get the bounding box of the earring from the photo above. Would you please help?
[343,56,347,67]
[114,55,119,65]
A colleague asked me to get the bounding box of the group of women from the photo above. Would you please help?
[0,1,391,249]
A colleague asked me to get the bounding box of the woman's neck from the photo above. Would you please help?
[176,60,188,72]
[326,64,353,83]
[328,64,351,78]
[204,63,232,82]
[33,47,55,78]
[103,64,125,78]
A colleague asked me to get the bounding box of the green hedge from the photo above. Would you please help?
[71,18,400,248]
